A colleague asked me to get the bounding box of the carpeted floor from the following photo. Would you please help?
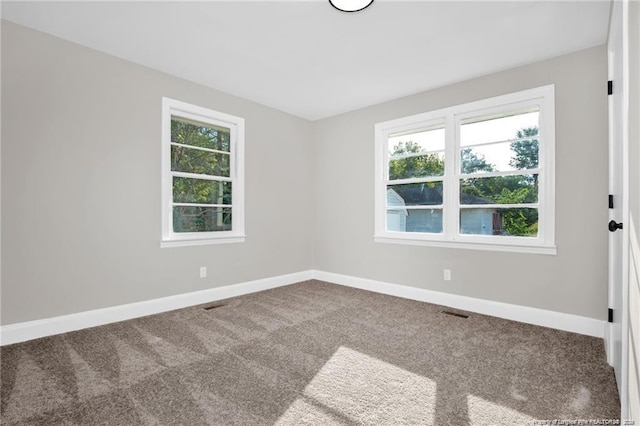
[0,280,620,425]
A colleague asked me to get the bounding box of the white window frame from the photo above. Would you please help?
[374,85,556,255]
[161,98,245,248]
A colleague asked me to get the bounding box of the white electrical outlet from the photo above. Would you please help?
[200,266,207,278]
[444,269,451,281]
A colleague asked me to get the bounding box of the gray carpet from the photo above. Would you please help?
[0,280,620,425]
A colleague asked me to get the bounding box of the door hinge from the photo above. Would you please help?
[609,194,614,209]
[608,308,613,323]
[608,80,613,95]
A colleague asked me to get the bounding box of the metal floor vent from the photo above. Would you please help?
[203,303,227,311]
[441,310,469,319]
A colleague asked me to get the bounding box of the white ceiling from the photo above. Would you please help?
[1,1,611,121]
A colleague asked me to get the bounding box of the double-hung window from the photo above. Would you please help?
[375,85,555,254]
[161,98,245,247]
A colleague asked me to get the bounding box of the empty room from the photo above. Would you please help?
[1,0,639,424]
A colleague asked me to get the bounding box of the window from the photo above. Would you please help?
[161,98,245,247]
[375,85,555,254]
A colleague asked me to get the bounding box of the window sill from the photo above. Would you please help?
[161,235,246,248]
[374,235,557,255]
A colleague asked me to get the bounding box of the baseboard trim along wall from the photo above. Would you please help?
[1,269,605,345]
[0,271,314,346]
[311,270,606,339]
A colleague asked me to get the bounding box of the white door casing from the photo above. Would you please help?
[607,0,630,419]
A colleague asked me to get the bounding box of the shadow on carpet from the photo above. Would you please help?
[1,280,620,425]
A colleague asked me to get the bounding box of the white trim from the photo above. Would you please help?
[387,176,444,185]
[630,218,640,314]
[1,269,605,346]
[170,141,230,155]
[391,149,445,160]
[161,97,245,247]
[620,2,631,420]
[629,217,640,422]
[311,270,604,338]
[374,236,557,255]
[605,1,631,420]
[0,271,312,346]
[375,85,556,253]
[160,235,246,248]
[459,169,541,179]
[171,171,233,182]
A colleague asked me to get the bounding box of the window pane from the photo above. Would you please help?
[387,182,443,206]
[460,109,539,147]
[460,140,538,174]
[173,177,232,204]
[388,127,445,156]
[460,175,537,205]
[460,208,538,237]
[387,208,442,233]
[173,206,232,232]
[171,146,230,177]
[389,153,444,180]
[171,117,230,152]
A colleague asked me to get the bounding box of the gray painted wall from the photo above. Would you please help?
[312,46,609,320]
[1,21,611,326]
[1,22,314,324]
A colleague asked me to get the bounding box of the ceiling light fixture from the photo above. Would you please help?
[329,0,374,13]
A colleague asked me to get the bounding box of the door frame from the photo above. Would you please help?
[606,0,630,419]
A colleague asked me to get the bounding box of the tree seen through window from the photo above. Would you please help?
[389,126,539,236]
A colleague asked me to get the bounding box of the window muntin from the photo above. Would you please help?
[457,107,541,239]
[460,108,539,146]
[162,98,245,247]
[385,123,445,235]
[375,86,555,254]
[388,126,445,171]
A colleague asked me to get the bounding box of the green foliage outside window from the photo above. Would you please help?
[389,127,539,237]
[389,141,444,180]
[171,118,232,233]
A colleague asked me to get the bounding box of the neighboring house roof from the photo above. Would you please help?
[388,185,490,206]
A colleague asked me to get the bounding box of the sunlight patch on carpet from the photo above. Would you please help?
[276,346,436,425]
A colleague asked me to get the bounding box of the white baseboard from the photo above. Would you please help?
[0,270,313,346]
[1,268,606,345]
[311,270,606,338]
